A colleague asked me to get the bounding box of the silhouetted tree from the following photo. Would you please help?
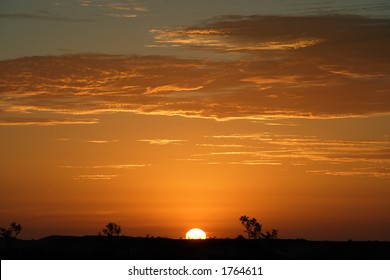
[239,215,262,239]
[271,229,278,239]
[239,215,279,240]
[261,229,278,239]
[100,222,121,236]
[0,222,22,238]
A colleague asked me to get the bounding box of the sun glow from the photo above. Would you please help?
[185,228,207,239]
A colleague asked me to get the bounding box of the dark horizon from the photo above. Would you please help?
[1,0,390,242]
[2,235,390,260]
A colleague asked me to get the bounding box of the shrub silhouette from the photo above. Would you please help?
[0,222,22,238]
[261,229,278,239]
[236,234,245,239]
[100,222,121,236]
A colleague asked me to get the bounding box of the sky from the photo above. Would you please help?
[0,0,389,240]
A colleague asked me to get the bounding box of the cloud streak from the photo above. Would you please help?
[195,133,390,177]
[307,168,390,178]
[78,0,148,19]
[60,164,148,169]
[73,174,118,180]
[151,25,322,52]
[85,140,119,144]
[62,163,149,180]
[0,12,92,22]
[0,117,98,126]
[138,139,187,145]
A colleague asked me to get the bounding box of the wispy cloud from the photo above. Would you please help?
[138,139,187,145]
[209,133,274,141]
[198,133,390,177]
[229,160,282,166]
[0,117,98,126]
[78,0,148,19]
[307,168,390,178]
[294,1,390,18]
[0,12,92,22]
[64,163,149,180]
[175,158,205,162]
[151,26,322,52]
[85,139,119,144]
[73,174,118,180]
[319,66,385,80]
[1,1,148,23]
[208,151,254,156]
[150,15,390,60]
[146,85,204,95]
[261,121,300,127]
[55,138,118,143]
[107,13,137,18]
[197,144,245,148]
[60,164,148,169]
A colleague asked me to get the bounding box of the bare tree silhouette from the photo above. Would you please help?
[100,222,121,236]
[0,222,22,238]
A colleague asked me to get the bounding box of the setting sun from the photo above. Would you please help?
[186,228,207,239]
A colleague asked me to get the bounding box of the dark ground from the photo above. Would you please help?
[1,236,389,260]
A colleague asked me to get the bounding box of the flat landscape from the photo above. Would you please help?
[1,1,389,259]
[1,236,389,260]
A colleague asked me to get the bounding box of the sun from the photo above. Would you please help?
[186,228,207,239]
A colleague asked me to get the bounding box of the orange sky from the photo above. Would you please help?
[0,1,390,240]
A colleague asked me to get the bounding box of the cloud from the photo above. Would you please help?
[240,75,325,88]
[60,164,148,169]
[229,160,282,166]
[318,66,385,80]
[261,121,300,127]
[0,117,98,126]
[85,140,119,144]
[150,15,390,97]
[307,168,390,178]
[151,26,322,52]
[199,133,390,177]
[209,133,274,141]
[150,15,390,60]
[79,0,92,6]
[108,13,137,18]
[294,1,390,17]
[55,138,119,143]
[73,174,118,180]
[209,133,390,164]
[197,144,245,148]
[63,163,149,180]
[207,151,254,156]
[78,0,148,19]
[1,16,390,124]
[138,139,187,145]
[1,1,148,23]
[175,158,205,162]
[0,12,92,22]
[146,85,204,95]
